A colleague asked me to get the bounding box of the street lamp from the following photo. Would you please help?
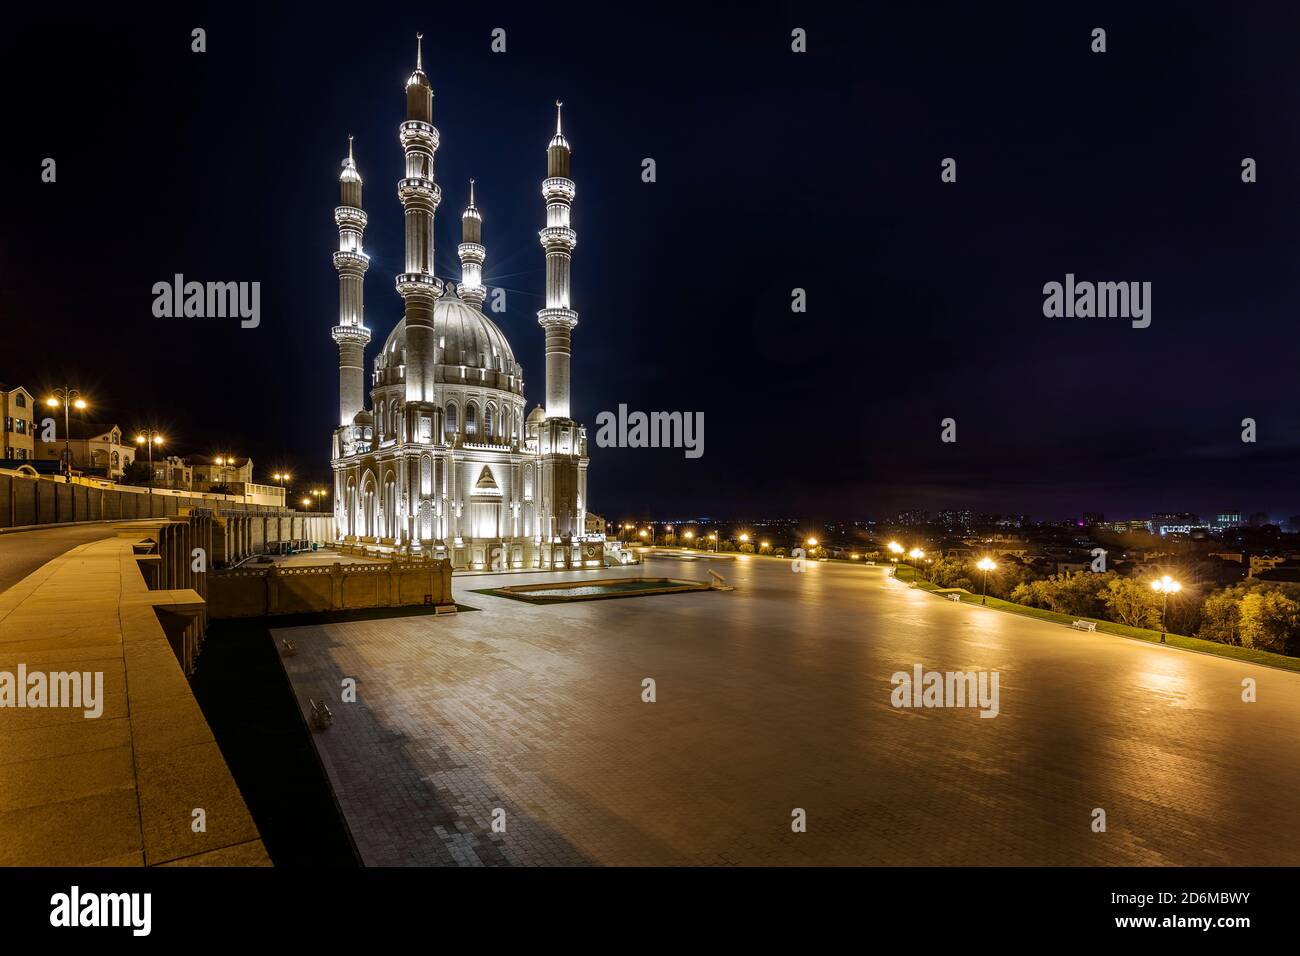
[1151,575,1181,644]
[739,532,750,552]
[976,556,997,605]
[44,388,87,481]
[708,532,718,552]
[760,540,770,552]
[908,548,925,584]
[134,430,164,494]
[887,540,904,578]
[214,455,240,487]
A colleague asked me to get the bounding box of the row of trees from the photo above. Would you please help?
[924,556,1300,655]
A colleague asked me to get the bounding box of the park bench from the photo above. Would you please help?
[1071,620,1097,632]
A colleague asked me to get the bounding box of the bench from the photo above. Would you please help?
[947,593,961,602]
[1071,620,1097,632]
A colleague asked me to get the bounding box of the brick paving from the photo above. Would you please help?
[276,555,1300,866]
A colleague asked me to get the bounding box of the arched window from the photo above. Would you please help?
[465,403,478,437]
[484,404,495,439]
[445,402,458,434]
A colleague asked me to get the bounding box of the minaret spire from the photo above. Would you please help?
[459,179,486,310]
[539,101,577,419]
[397,31,442,403]
[331,138,371,429]
[416,32,423,70]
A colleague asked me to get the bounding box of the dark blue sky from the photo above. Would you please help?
[6,1,1300,522]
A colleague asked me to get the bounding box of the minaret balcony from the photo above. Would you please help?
[537,307,578,329]
[396,273,444,298]
[334,205,368,229]
[331,324,372,345]
[542,177,575,201]
[538,226,577,250]
[399,120,440,151]
[457,242,485,264]
[332,250,371,272]
[398,177,442,206]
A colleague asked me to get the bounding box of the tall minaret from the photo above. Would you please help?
[537,100,578,420]
[331,135,371,427]
[459,179,486,310]
[396,32,443,402]
[535,101,584,552]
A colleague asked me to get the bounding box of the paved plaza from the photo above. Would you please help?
[277,555,1300,866]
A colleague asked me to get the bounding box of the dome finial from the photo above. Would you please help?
[469,177,476,207]
[555,99,563,134]
[348,134,354,162]
[416,32,423,71]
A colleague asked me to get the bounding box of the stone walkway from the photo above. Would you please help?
[278,555,1300,866]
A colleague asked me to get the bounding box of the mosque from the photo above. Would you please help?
[329,34,598,570]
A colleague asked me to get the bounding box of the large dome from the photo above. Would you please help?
[379,285,522,391]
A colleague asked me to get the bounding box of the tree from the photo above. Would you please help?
[120,460,153,487]
[1198,590,1243,645]
[1238,590,1300,653]
[929,557,972,590]
[1100,577,1161,628]
[1011,571,1113,618]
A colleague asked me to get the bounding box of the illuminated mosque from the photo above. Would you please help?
[329,35,596,569]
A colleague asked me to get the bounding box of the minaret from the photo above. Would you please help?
[396,32,443,402]
[537,100,578,420]
[535,101,584,553]
[459,179,486,310]
[331,135,371,427]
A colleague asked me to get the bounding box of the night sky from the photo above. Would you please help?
[6,2,1300,522]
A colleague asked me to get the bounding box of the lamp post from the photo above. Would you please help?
[739,532,750,553]
[134,430,164,494]
[213,456,239,488]
[44,388,87,481]
[708,532,718,552]
[908,548,926,584]
[1151,575,1181,644]
[887,540,904,578]
[976,556,997,605]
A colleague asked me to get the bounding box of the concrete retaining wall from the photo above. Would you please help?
[209,558,454,618]
[0,468,336,536]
